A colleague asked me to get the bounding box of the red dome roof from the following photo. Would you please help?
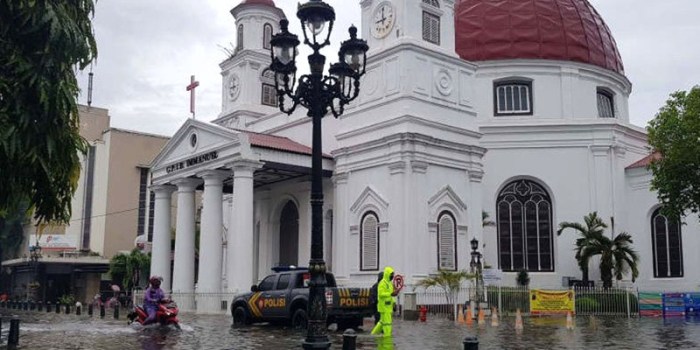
[243,0,275,6]
[455,0,624,74]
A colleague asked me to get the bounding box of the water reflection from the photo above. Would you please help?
[4,310,700,349]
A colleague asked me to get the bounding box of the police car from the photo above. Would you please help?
[230,266,373,330]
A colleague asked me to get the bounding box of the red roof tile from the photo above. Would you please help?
[626,152,660,170]
[244,131,332,159]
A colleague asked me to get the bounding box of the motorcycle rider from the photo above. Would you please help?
[371,266,398,336]
[144,276,165,325]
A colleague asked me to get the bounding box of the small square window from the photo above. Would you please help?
[262,83,277,106]
[494,81,533,116]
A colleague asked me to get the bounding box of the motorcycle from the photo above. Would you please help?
[127,300,180,329]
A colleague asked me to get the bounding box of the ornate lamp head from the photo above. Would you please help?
[470,237,479,252]
[297,0,335,48]
[339,26,369,76]
[270,19,300,94]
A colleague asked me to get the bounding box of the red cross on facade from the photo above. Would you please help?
[186,75,200,118]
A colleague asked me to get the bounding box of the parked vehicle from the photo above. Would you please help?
[231,267,373,330]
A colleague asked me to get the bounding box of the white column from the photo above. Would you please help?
[172,178,201,311]
[227,160,262,293]
[150,184,176,293]
[196,170,228,313]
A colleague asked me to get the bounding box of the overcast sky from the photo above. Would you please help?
[77,0,700,137]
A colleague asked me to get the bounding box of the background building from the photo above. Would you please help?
[2,105,170,303]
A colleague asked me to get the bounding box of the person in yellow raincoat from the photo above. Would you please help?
[371,266,398,336]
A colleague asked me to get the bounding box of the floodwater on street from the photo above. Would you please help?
[2,309,700,349]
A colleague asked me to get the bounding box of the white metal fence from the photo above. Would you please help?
[411,284,639,318]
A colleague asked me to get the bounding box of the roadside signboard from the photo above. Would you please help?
[482,268,502,286]
[529,289,575,315]
[684,293,700,317]
[662,293,686,317]
[639,292,663,317]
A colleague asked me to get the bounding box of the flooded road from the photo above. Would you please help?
[2,309,700,349]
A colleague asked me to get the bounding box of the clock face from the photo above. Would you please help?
[371,3,395,39]
[228,74,241,101]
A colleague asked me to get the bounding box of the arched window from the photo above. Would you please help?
[360,211,379,271]
[422,0,440,7]
[597,88,615,118]
[651,208,683,278]
[497,179,554,272]
[237,24,244,51]
[437,211,457,271]
[494,79,533,116]
[263,23,273,50]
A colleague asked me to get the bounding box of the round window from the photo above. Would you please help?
[189,133,198,148]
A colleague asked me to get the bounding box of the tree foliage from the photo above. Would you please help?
[580,232,639,289]
[0,1,98,224]
[417,270,473,319]
[557,212,608,282]
[109,249,151,292]
[647,86,700,218]
[0,201,29,264]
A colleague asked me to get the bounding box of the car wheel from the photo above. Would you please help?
[291,308,307,330]
[232,306,249,327]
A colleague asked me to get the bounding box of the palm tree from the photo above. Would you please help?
[417,270,474,320]
[580,232,639,289]
[482,211,495,228]
[109,249,151,292]
[557,212,608,283]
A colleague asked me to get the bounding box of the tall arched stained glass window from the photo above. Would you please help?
[651,208,683,278]
[497,179,554,272]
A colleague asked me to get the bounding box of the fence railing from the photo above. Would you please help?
[412,284,639,318]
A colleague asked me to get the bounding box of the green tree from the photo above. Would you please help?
[557,212,608,283]
[109,249,151,292]
[0,1,98,225]
[0,202,28,265]
[647,86,700,218]
[580,232,639,289]
[482,211,495,228]
[417,270,474,320]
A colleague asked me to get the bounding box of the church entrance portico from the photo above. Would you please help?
[148,119,333,313]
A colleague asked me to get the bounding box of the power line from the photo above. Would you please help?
[68,206,178,223]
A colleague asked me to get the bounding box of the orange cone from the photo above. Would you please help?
[566,311,574,330]
[491,307,499,327]
[477,307,485,325]
[457,307,465,324]
[466,307,474,327]
[515,308,524,331]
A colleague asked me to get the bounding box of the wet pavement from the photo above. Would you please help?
[2,309,700,349]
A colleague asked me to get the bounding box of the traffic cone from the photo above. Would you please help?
[465,307,474,327]
[515,308,524,331]
[566,311,574,330]
[477,307,485,326]
[457,306,465,324]
[491,307,499,327]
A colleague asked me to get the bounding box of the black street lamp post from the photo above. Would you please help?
[268,1,368,348]
[469,238,483,304]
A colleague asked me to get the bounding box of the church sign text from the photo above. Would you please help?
[166,151,219,174]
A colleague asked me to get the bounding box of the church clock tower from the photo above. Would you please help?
[360,0,456,55]
[213,0,285,129]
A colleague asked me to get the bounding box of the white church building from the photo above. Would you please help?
[148,0,699,311]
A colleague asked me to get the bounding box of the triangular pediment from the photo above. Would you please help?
[428,185,467,211]
[151,118,245,169]
[350,186,389,215]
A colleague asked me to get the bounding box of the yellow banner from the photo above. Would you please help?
[529,289,575,315]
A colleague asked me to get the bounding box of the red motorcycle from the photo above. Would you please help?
[127,300,180,329]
